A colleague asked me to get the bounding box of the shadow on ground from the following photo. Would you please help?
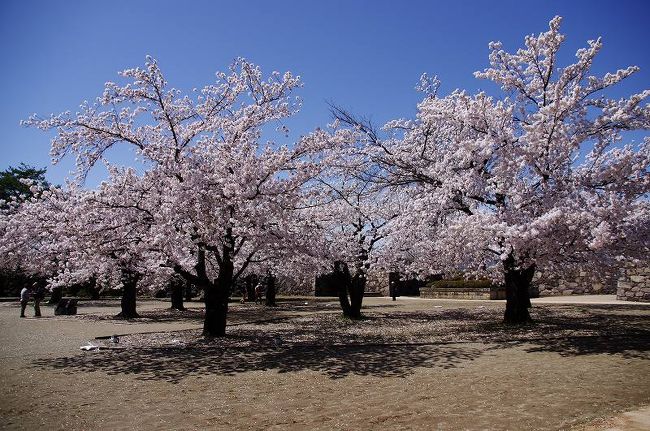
[31,303,650,383]
[32,335,486,384]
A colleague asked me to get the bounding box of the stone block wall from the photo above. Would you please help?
[420,286,505,300]
[366,265,650,300]
[617,266,650,302]
[365,271,386,295]
[533,270,617,297]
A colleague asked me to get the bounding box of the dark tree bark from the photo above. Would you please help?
[333,259,367,319]
[202,281,229,337]
[170,277,185,311]
[203,261,232,337]
[174,243,232,338]
[117,268,140,318]
[348,274,366,319]
[334,261,353,317]
[184,280,193,302]
[89,286,100,300]
[503,256,535,324]
[88,278,100,300]
[202,231,234,337]
[265,273,277,306]
[48,286,63,304]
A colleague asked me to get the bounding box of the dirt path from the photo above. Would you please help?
[1,297,649,430]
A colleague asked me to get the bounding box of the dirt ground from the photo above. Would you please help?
[1,296,649,430]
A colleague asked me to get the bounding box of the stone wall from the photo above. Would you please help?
[366,265,650,300]
[366,270,390,296]
[617,266,650,302]
[420,286,505,300]
[533,269,617,297]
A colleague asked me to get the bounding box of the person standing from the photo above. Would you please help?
[254,282,264,304]
[33,283,45,317]
[19,285,31,318]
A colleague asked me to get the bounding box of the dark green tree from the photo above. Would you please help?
[0,163,50,205]
[0,163,50,296]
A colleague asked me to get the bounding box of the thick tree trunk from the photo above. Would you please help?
[334,261,352,317]
[338,290,351,317]
[117,269,139,319]
[89,286,100,300]
[348,274,366,319]
[88,278,100,300]
[170,278,185,311]
[203,283,228,337]
[203,254,233,337]
[265,273,277,307]
[503,257,535,324]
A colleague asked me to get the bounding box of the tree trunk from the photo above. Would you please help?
[184,280,193,302]
[89,278,100,300]
[503,257,535,324]
[348,274,365,319]
[117,269,139,319]
[48,286,63,305]
[203,282,228,337]
[334,261,352,317]
[265,273,277,307]
[203,255,233,337]
[170,278,185,311]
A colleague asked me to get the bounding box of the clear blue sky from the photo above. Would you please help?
[1,0,648,187]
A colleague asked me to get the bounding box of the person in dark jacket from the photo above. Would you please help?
[33,283,45,317]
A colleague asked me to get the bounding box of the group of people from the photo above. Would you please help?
[20,283,46,318]
[240,282,265,304]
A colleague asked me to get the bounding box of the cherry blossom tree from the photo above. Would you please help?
[0,165,53,296]
[369,17,650,323]
[76,169,164,318]
[0,171,164,317]
[0,181,67,286]
[23,57,329,336]
[305,119,401,318]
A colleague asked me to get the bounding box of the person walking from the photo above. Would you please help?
[19,285,31,318]
[33,283,45,317]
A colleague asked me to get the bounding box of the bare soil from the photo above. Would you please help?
[1,296,649,430]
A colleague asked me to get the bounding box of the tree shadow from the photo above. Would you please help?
[31,303,650,383]
[74,308,206,323]
[341,305,650,359]
[32,329,486,384]
[513,304,650,359]
[520,333,650,359]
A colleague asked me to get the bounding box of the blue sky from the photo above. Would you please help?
[1,0,648,187]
